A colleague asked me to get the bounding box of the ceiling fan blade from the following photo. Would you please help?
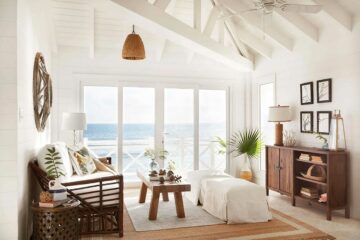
[281,4,322,14]
[218,8,260,21]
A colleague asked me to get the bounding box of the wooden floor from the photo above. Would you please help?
[82,206,334,240]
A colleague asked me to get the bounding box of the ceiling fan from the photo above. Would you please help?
[219,0,322,20]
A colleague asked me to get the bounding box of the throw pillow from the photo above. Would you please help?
[69,151,97,175]
[37,143,73,179]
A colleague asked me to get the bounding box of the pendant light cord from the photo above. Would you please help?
[132,24,135,34]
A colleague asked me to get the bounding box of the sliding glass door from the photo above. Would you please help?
[164,88,194,174]
[122,87,155,182]
[83,83,229,183]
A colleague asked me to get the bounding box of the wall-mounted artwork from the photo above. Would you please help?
[300,82,314,105]
[300,111,313,133]
[317,78,332,103]
[33,52,53,132]
[317,111,332,135]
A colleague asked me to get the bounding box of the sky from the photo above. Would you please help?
[84,86,226,124]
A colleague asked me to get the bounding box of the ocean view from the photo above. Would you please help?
[85,123,226,141]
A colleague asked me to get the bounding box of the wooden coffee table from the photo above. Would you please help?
[136,170,191,220]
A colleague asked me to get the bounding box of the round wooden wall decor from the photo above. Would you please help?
[33,52,53,132]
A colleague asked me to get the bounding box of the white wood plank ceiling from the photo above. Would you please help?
[49,0,360,70]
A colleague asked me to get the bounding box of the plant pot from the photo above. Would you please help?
[239,157,253,181]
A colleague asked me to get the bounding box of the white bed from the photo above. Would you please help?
[186,170,272,224]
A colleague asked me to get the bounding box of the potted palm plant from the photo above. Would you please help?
[229,129,263,181]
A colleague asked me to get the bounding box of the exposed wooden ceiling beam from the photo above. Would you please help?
[274,9,319,42]
[313,0,352,31]
[224,22,251,59]
[203,6,221,37]
[111,0,253,71]
[226,20,271,59]
[153,0,171,11]
[220,0,294,52]
[194,0,201,31]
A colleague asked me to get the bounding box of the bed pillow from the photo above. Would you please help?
[69,151,97,176]
[37,143,73,179]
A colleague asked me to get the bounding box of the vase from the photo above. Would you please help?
[239,157,253,181]
[149,160,159,171]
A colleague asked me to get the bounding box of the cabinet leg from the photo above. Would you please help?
[266,188,269,196]
[345,206,350,218]
[292,197,295,206]
[326,209,332,221]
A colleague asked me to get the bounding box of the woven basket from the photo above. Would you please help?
[301,165,327,182]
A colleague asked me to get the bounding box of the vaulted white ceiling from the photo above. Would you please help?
[48,0,360,71]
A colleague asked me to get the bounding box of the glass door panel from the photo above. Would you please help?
[199,90,227,170]
[123,87,155,182]
[83,86,118,167]
[164,88,194,173]
[260,83,275,171]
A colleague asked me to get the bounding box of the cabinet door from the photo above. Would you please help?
[267,147,280,190]
[279,149,293,194]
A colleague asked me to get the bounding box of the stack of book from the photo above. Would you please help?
[319,193,327,203]
[300,187,319,199]
[299,153,311,161]
[311,156,323,163]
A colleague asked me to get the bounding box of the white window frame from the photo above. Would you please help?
[80,78,231,182]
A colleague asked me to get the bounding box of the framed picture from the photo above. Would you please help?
[317,111,332,134]
[300,82,314,105]
[300,111,313,133]
[317,78,332,103]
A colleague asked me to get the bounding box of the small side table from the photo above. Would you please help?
[32,201,80,240]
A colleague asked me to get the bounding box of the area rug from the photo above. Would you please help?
[116,195,334,240]
[124,196,224,231]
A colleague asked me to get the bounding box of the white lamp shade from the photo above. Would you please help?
[61,112,87,130]
[268,106,291,122]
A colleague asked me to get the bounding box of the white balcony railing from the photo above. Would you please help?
[85,138,226,182]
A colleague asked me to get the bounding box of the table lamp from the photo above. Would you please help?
[268,106,291,146]
[61,112,87,146]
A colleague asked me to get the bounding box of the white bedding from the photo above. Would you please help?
[186,170,272,223]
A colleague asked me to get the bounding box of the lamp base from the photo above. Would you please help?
[274,123,284,146]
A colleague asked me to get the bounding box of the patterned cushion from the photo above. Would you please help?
[37,142,73,179]
[69,151,97,176]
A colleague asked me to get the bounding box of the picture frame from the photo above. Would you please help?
[317,111,332,135]
[300,111,313,133]
[300,82,314,105]
[317,78,332,103]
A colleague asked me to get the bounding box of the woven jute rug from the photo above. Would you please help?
[82,205,334,240]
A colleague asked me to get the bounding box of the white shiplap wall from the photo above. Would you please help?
[0,0,18,239]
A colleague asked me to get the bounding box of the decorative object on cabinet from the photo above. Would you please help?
[317,111,332,134]
[317,78,332,103]
[300,165,326,182]
[328,110,347,151]
[268,105,291,146]
[229,129,263,181]
[283,130,296,147]
[61,112,87,146]
[266,145,349,221]
[300,82,313,105]
[314,133,329,149]
[300,111,313,133]
[122,25,145,60]
[33,52,53,132]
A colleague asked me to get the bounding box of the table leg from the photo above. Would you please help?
[162,191,169,202]
[174,192,185,218]
[149,190,160,220]
[139,183,147,203]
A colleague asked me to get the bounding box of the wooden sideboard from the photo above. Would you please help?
[266,145,349,220]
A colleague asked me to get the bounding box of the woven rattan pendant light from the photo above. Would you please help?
[122,25,145,60]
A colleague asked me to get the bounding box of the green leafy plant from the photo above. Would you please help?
[214,136,227,155]
[44,147,65,178]
[229,129,263,159]
[144,148,168,161]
